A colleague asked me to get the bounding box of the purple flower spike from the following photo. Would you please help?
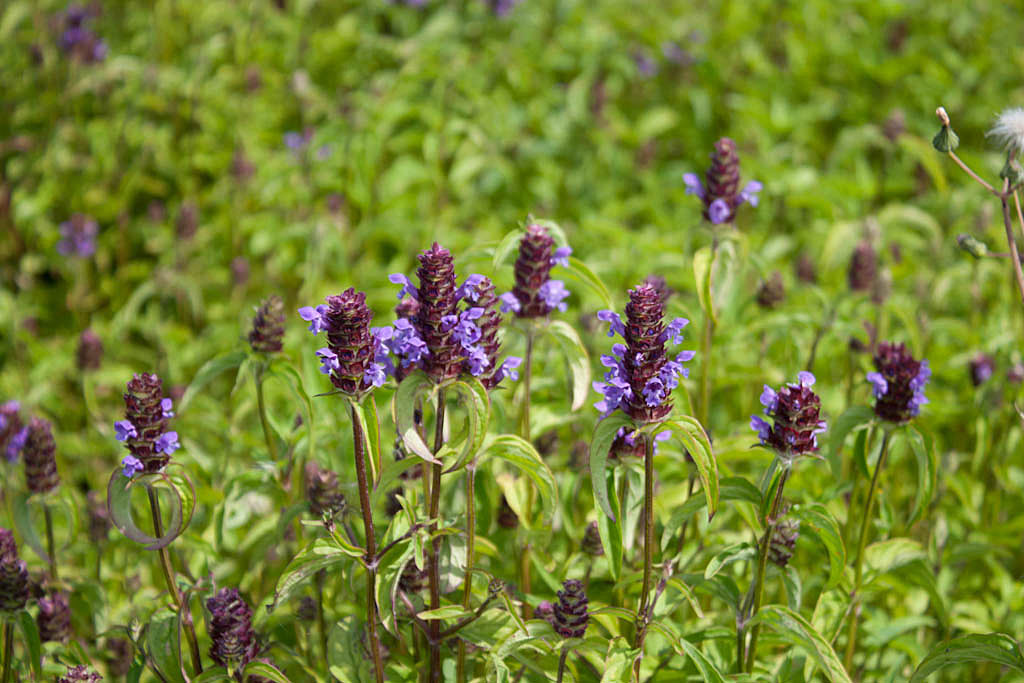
[750,373,825,459]
[551,247,572,267]
[869,342,930,422]
[114,420,137,442]
[155,432,180,456]
[499,292,521,313]
[298,305,329,335]
[57,214,99,258]
[687,138,760,224]
[160,398,175,419]
[121,456,144,478]
[389,273,419,301]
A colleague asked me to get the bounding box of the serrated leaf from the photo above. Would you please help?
[789,503,846,590]
[660,417,718,520]
[910,633,1024,682]
[178,350,248,412]
[590,414,633,521]
[545,320,591,411]
[392,371,441,465]
[756,605,852,683]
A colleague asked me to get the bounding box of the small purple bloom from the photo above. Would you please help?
[597,310,626,338]
[633,50,658,77]
[683,173,705,199]
[499,292,521,314]
[364,363,389,388]
[551,247,572,267]
[114,420,137,442]
[642,377,667,406]
[750,415,772,442]
[121,455,144,478]
[389,273,419,301]
[316,348,340,375]
[497,357,522,382]
[759,385,778,413]
[538,280,569,312]
[457,274,487,302]
[161,398,174,419]
[284,130,313,151]
[866,372,888,399]
[298,305,329,335]
[739,181,763,207]
[155,432,180,456]
[708,199,731,224]
[57,215,99,258]
[466,346,490,376]
[660,317,690,344]
[390,319,429,367]
[795,371,815,387]
[6,427,28,462]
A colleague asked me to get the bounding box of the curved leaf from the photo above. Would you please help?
[589,413,632,521]
[693,246,715,324]
[15,609,42,680]
[562,256,614,310]
[191,669,233,682]
[243,660,292,683]
[826,406,874,477]
[9,490,50,565]
[910,633,1024,682]
[178,350,248,413]
[107,471,187,550]
[481,434,558,523]
[492,228,524,271]
[704,542,756,580]
[147,608,186,683]
[448,378,491,471]
[545,320,592,411]
[267,359,315,463]
[662,476,761,553]
[350,398,380,483]
[392,370,441,465]
[270,537,360,611]
[674,636,726,683]
[597,469,623,581]
[902,426,936,525]
[789,503,846,590]
[660,417,718,520]
[756,605,852,683]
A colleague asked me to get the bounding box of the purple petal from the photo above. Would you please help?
[114,420,137,442]
[597,310,626,338]
[389,273,419,301]
[121,455,144,478]
[457,274,487,302]
[683,173,705,199]
[750,415,772,442]
[551,247,572,267]
[161,398,175,419]
[499,292,521,314]
[739,180,763,207]
[796,371,815,387]
[708,199,731,224]
[759,385,778,412]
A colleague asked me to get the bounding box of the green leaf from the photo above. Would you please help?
[545,320,592,411]
[147,609,186,683]
[15,609,42,680]
[243,660,292,683]
[590,414,633,521]
[674,636,727,683]
[756,605,852,683]
[107,471,189,550]
[481,434,558,523]
[270,538,360,611]
[788,503,846,590]
[365,394,383,482]
[266,359,315,463]
[9,490,50,566]
[864,538,926,581]
[660,417,718,520]
[562,256,614,309]
[597,469,624,581]
[418,605,472,621]
[449,378,491,471]
[910,633,1024,682]
[191,669,233,682]
[179,350,248,413]
[693,246,715,324]
[704,542,757,580]
[662,477,761,552]
[902,426,937,525]
[492,228,524,270]
[826,406,874,477]
[393,371,441,465]
[350,398,380,483]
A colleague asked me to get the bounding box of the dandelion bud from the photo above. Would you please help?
[552,579,589,639]
[768,516,800,568]
[304,461,346,518]
[23,417,60,494]
[37,591,72,642]
[848,241,878,293]
[248,295,286,353]
[0,528,30,614]
[756,271,785,309]
[866,342,930,423]
[750,372,826,460]
[206,588,259,671]
[969,353,995,387]
[957,234,989,259]
[76,329,103,371]
[58,666,102,682]
[932,124,959,153]
[581,521,604,556]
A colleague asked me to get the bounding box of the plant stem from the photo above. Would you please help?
[519,326,536,606]
[255,367,281,463]
[698,241,718,429]
[315,569,328,670]
[521,327,535,441]
[947,151,998,195]
[147,485,203,675]
[44,505,57,581]
[742,466,790,673]
[556,646,569,683]
[633,432,656,678]
[427,390,447,683]
[999,182,1024,305]
[844,430,892,670]
[351,403,384,683]
[1,621,12,683]
[457,461,478,683]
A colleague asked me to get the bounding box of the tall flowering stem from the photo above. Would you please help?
[741,371,825,673]
[298,288,387,683]
[249,296,287,478]
[23,417,60,580]
[844,341,929,669]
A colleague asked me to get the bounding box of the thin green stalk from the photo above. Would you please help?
[457,461,478,683]
[633,432,656,678]
[698,241,718,429]
[519,327,536,604]
[44,505,57,581]
[255,367,281,463]
[315,569,328,671]
[521,327,535,441]
[742,466,791,673]
[351,404,385,683]
[427,391,447,683]
[556,647,569,683]
[147,486,203,675]
[1,621,12,683]
[844,430,892,670]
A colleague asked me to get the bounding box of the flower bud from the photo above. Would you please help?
[76,329,103,371]
[118,373,179,474]
[398,560,428,594]
[848,241,877,293]
[304,461,346,518]
[552,579,589,639]
[768,516,799,568]
[581,521,603,556]
[1000,157,1024,191]
[956,234,989,259]
[58,666,102,682]
[206,588,259,671]
[37,591,72,642]
[932,124,959,153]
[867,342,930,423]
[248,296,286,353]
[497,496,519,529]
[969,353,995,387]
[23,417,60,494]
[0,528,29,614]
[750,372,826,460]
[756,271,785,309]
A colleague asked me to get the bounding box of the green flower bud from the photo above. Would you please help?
[1000,157,1024,190]
[932,125,959,153]
[957,234,989,259]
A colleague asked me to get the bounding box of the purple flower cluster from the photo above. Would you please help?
[501,224,572,318]
[484,0,522,15]
[0,528,30,613]
[58,5,107,63]
[206,588,259,671]
[750,371,826,460]
[0,400,28,462]
[683,138,762,224]
[593,284,694,423]
[867,342,930,423]
[115,373,180,477]
[56,214,99,258]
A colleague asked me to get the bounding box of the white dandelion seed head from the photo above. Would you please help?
[987,108,1024,155]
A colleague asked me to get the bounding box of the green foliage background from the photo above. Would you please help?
[2,0,1024,680]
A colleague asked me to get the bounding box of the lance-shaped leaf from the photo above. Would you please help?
[562,256,614,310]
[243,660,292,683]
[693,246,715,325]
[446,378,491,472]
[659,416,718,520]
[15,609,42,680]
[910,633,1024,682]
[546,320,592,411]
[901,425,937,525]
[392,370,441,465]
[270,537,362,611]
[147,608,187,683]
[597,469,624,580]
[9,489,77,566]
[788,503,846,590]
[755,605,852,683]
[178,350,248,412]
[704,542,757,580]
[589,413,632,521]
[481,434,558,523]
[349,397,381,483]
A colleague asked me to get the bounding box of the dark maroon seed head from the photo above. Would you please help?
[37,591,72,642]
[623,284,671,423]
[123,373,172,473]
[848,241,878,293]
[703,138,741,223]
[323,288,376,396]
[206,588,259,671]
[0,528,29,614]
[304,461,347,518]
[512,225,556,318]
[414,243,462,382]
[23,417,60,494]
[756,271,785,309]
[76,329,103,371]
[470,276,506,389]
[497,496,519,529]
[249,295,286,354]
[870,342,930,423]
[969,353,995,387]
[768,516,799,568]
[552,579,589,639]
[581,521,604,557]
